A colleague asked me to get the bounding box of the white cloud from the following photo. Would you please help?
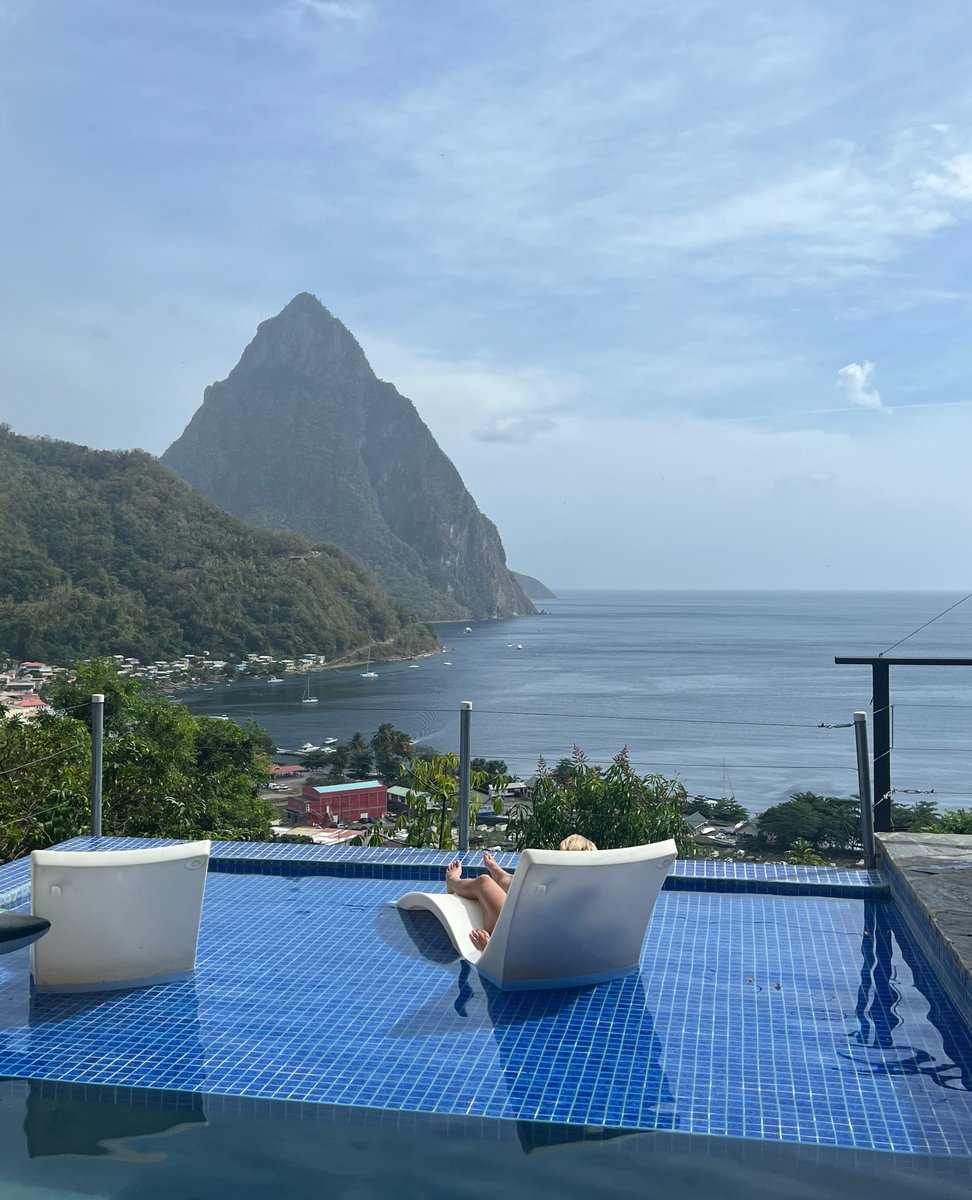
[285,0,373,24]
[473,416,557,444]
[357,333,580,449]
[916,153,972,201]
[836,361,882,409]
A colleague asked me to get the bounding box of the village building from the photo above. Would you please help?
[290,780,388,827]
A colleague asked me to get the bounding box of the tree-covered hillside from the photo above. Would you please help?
[0,426,438,663]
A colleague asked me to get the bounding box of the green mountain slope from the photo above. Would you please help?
[0,426,438,664]
[162,293,535,621]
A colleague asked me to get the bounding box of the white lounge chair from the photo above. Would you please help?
[30,841,211,993]
[395,839,677,990]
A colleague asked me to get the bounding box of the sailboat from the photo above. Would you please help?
[301,676,319,704]
[360,650,378,679]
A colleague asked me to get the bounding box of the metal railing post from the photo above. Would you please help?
[458,701,472,851]
[90,693,104,837]
[854,711,875,870]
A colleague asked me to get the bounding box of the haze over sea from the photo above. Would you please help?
[184,591,972,815]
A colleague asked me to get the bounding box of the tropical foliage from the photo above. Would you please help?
[783,838,828,866]
[754,792,860,856]
[0,660,276,862]
[754,792,972,856]
[684,795,750,824]
[298,723,415,784]
[0,426,438,663]
[508,747,692,855]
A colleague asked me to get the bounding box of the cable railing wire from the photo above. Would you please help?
[208,701,856,732]
[880,590,972,656]
[0,741,89,778]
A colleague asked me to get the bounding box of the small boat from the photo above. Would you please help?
[301,677,319,704]
[443,661,452,666]
[516,644,523,650]
[361,651,378,679]
[464,627,472,633]
[408,663,420,669]
[322,736,338,745]
[268,676,284,684]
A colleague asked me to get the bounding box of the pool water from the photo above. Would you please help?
[0,1082,969,1200]
[0,842,969,1196]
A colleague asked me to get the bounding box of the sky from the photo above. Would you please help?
[2,0,972,590]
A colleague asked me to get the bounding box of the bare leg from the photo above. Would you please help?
[445,860,506,934]
[482,851,513,893]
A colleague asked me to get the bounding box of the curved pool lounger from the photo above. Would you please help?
[30,841,211,993]
[396,840,677,991]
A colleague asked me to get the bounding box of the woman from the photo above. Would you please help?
[444,836,598,950]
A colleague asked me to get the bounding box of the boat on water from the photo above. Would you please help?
[301,677,319,704]
[408,663,420,669]
[268,676,284,683]
[361,651,378,679]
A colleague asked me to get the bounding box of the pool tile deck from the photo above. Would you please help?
[0,840,969,1158]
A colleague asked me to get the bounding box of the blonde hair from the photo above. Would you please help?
[558,834,598,852]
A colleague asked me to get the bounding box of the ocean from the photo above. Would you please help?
[182,590,972,816]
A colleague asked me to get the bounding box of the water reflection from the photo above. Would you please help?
[845,899,971,1091]
[383,906,678,1150]
[25,1080,206,1161]
[7,979,209,1160]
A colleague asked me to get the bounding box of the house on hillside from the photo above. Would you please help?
[683,811,710,834]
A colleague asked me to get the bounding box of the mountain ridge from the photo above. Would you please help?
[511,571,556,600]
[0,425,438,664]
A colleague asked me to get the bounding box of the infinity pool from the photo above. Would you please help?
[0,841,969,1197]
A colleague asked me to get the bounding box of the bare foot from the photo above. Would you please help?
[470,928,491,951]
[483,852,512,891]
[482,851,502,880]
[445,860,463,893]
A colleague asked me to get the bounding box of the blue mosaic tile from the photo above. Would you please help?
[0,846,968,1158]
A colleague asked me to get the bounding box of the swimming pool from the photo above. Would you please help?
[0,840,969,1197]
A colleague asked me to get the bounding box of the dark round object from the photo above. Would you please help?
[0,913,51,953]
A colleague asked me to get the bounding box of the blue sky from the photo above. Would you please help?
[3,0,972,589]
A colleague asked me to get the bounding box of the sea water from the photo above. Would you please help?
[183,591,972,814]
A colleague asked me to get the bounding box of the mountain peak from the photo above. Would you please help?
[163,299,535,621]
[235,292,372,382]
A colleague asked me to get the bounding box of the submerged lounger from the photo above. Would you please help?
[30,841,211,993]
[396,839,677,990]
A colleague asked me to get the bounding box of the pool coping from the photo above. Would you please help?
[877,833,972,1032]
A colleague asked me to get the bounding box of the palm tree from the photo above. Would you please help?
[348,730,374,780]
[370,723,413,783]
